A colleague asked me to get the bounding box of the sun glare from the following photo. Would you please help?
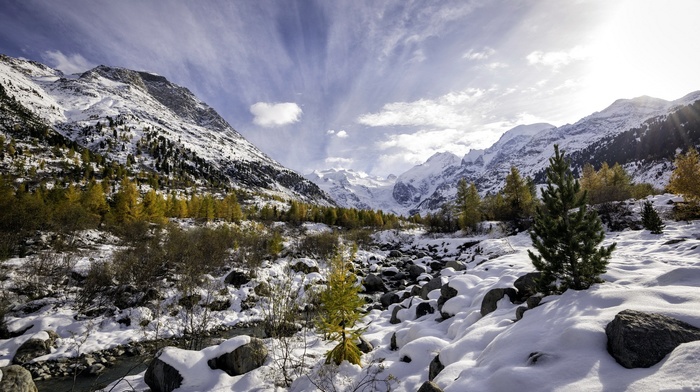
[584,0,700,109]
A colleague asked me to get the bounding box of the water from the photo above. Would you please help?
[34,324,266,392]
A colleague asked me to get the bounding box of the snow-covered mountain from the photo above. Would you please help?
[0,54,332,204]
[309,92,700,215]
[305,168,398,213]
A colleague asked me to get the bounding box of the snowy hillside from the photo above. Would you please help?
[0,54,332,203]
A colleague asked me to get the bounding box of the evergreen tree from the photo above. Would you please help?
[318,245,365,365]
[641,200,664,234]
[668,148,700,202]
[502,166,535,221]
[528,145,616,293]
[454,178,481,232]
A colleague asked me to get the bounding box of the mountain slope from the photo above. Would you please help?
[0,54,332,204]
[308,92,700,215]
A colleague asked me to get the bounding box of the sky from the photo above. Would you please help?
[1,0,700,177]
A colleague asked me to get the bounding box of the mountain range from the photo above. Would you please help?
[3,54,699,215]
[310,93,700,215]
[0,54,332,204]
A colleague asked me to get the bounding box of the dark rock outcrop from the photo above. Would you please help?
[416,302,435,319]
[363,274,388,294]
[0,365,38,392]
[144,356,184,392]
[207,338,268,376]
[420,277,443,300]
[428,354,444,381]
[513,272,541,299]
[12,330,59,365]
[224,270,250,287]
[606,309,700,368]
[480,288,518,316]
[417,381,444,392]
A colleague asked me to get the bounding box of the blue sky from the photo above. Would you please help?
[1,0,700,177]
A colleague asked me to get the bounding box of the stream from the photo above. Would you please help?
[34,324,266,392]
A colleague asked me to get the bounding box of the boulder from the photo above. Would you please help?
[357,336,373,354]
[420,277,443,300]
[416,302,435,319]
[480,288,518,316]
[444,260,466,271]
[290,260,319,274]
[390,332,398,350]
[417,381,444,392]
[224,270,250,287]
[437,283,459,315]
[428,354,444,381]
[144,356,184,392]
[380,292,401,308]
[208,338,268,376]
[0,365,38,392]
[408,264,426,279]
[515,306,528,321]
[389,250,403,258]
[513,272,541,299]
[526,293,544,309]
[12,330,59,364]
[390,305,403,324]
[363,274,388,294]
[606,309,700,368]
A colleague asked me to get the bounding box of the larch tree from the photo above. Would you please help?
[528,145,616,294]
[668,147,700,202]
[454,178,481,232]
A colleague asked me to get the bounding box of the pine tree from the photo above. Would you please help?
[318,245,365,365]
[641,200,664,234]
[454,178,481,232]
[528,145,616,294]
[668,148,700,202]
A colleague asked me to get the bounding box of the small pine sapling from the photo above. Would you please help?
[641,200,664,234]
[318,244,365,365]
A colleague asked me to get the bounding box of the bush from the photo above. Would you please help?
[641,200,664,234]
[299,231,339,259]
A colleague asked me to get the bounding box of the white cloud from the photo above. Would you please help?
[250,102,302,127]
[325,156,353,166]
[42,50,94,74]
[463,47,495,61]
[526,45,591,70]
[357,88,486,129]
[336,130,349,138]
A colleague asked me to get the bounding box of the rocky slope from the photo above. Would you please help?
[0,54,333,204]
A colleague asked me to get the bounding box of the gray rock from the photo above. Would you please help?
[357,337,373,354]
[12,330,59,364]
[290,260,319,274]
[480,288,518,316]
[390,305,403,324]
[408,264,426,280]
[0,365,38,392]
[428,354,444,381]
[88,364,106,375]
[416,302,435,319]
[410,285,422,297]
[606,309,700,368]
[420,277,443,300]
[363,274,388,294]
[380,292,401,308]
[224,270,250,287]
[526,293,544,309]
[515,306,528,321]
[417,381,444,392]
[208,338,268,376]
[389,250,403,258]
[144,356,183,392]
[390,332,398,350]
[514,272,541,298]
[444,260,466,271]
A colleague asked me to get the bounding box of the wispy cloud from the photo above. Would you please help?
[357,88,487,129]
[250,102,302,127]
[463,47,495,60]
[526,45,591,70]
[42,50,94,74]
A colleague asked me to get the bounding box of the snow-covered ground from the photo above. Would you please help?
[2,195,700,391]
